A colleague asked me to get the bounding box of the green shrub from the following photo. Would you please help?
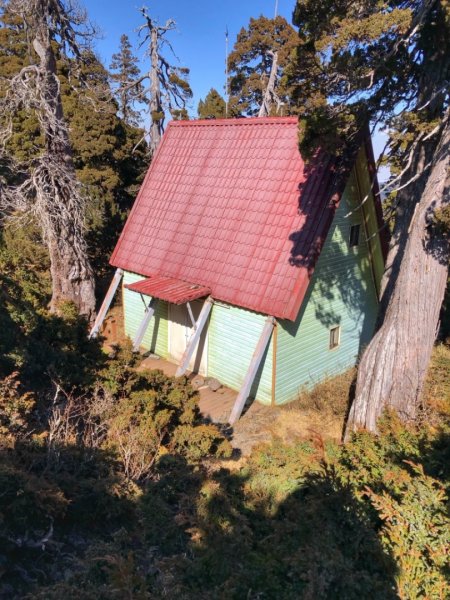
[104,370,231,481]
[171,423,232,462]
[106,389,173,480]
[0,372,35,437]
[242,437,318,509]
[367,462,448,599]
[98,339,139,397]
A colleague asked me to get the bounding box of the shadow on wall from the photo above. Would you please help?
[149,307,162,352]
[287,158,378,355]
[248,336,271,406]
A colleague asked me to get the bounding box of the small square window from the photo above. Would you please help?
[349,224,361,247]
[329,326,341,350]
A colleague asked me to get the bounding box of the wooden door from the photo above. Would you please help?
[169,301,208,375]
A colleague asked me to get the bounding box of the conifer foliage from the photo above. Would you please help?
[228,15,297,116]
[289,0,450,433]
[0,0,96,319]
[197,88,227,119]
[110,34,142,127]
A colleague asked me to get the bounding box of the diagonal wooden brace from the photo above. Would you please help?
[132,297,158,352]
[175,296,213,377]
[228,316,275,425]
[89,268,124,339]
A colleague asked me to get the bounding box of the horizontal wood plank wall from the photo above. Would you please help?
[275,167,379,405]
[355,146,385,291]
[122,271,169,357]
[207,303,273,405]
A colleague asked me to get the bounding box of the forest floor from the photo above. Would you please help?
[2,296,449,599]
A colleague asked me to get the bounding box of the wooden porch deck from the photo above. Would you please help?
[137,355,279,453]
[101,309,281,455]
[137,355,266,423]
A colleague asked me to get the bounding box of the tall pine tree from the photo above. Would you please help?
[110,34,143,127]
[197,88,226,119]
[228,15,297,116]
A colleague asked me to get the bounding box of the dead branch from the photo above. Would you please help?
[9,518,54,550]
[124,6,191,153]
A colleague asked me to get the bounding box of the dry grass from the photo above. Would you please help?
[421,343,450,425]
[288,368,356,417]
[271,369,356,444]
[272,408,344,444]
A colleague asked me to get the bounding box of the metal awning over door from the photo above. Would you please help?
[124,275,211,304]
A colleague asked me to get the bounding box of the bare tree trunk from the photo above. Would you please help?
[378,142,429,315]
[33,2,95,319]
[258,50,279,117]
[135,8,191,153]
[149,25,162,155]
[345,117,450,437]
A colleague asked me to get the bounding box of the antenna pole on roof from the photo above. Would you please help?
[225,26,229,117]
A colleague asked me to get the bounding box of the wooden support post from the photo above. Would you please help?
[186,302,196,328]
[229,316,275,425]
[175,296,213,377]
[271,322,278,407]
[89,268,124,339]
[132,297,157,352]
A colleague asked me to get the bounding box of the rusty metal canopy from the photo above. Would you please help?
[124,275,211,304]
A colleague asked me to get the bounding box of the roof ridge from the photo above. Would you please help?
[168,116,298,127]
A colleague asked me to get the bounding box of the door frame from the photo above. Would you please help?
[168,301,209,375]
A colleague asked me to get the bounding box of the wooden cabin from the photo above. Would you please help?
[94,117,386,422]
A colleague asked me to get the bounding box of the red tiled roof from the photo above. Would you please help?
[111,117,343,321]
[124,275,210,304]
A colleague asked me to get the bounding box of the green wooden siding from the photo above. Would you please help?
[355,147,385,291]
[122,271,169,357]
[275,164,380,405]
[207,303,273,404]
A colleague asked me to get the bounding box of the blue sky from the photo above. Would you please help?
[84,0,295,113]
[83,0,387,175]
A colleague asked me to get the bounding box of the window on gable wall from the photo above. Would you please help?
[349,224,361,247]
[329,325,341,350]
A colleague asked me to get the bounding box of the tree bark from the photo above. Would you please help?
[258,50,279,117]
[345,117,450,437]
[33,1,96,319]
[149,24,162,155]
